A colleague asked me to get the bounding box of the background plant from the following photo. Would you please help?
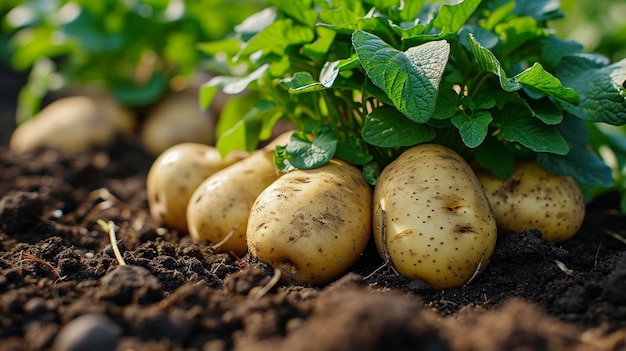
[199,0,626,193]
[1,0,266,123]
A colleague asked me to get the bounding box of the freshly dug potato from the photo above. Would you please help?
[247,159,372,285]
[475,160,585,244]
[186,150,280,256]
[147,143,247,232]
[373,144,497,290]
[140,89,215,156]
[10,95,135,153]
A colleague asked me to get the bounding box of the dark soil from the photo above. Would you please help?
[1,68,626,350]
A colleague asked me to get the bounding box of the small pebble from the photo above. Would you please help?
[52,314,122,351]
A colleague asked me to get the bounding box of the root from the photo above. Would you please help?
[605,229,626,245]
[19,251,66,282]
[98,219,126,266]
[555,260,574,277]
[250,268,281,300]
[211,226,237,251]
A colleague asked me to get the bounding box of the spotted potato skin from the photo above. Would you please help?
[247,159,372,286]
[187,149,280,256]
[147,143,245,232]
[373,144,497,290]
[475,161,585,244]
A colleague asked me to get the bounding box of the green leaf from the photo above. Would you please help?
[216,110,262,156]
[393,0,426,22]
[537,146,614,187]
[514,63,579,104]
[200,64,269,109]
[468,34,521,91]
[269,0,317,27]
[335,136,374,165]
[433,0,482,33]
[541,35,583,68]
[352,30,450,123]
[468,34,579,104]
[216,99,281,157]
[497,104,569,155]
[302,27,336,61]
[362,106,436,147]
[234,7,278,39]
[285,131,338,169]
[238,19,314,58]
[494,16,546,57]
[284,60,341,94]
[451,110,492,148]
[468,95,496,110]
[557,55,626,125]
[432,88,459,119]
[362,161,382,186]
[473,137,516,179]
[197,38,243,57]
[526,97,562,125]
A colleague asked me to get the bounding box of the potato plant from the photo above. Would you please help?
[191,0,626,287]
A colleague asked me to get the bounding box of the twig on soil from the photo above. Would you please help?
[363,261,394,280]
[210,258,227,274]
[605,229,626,245]
[250,268,281,300]
[98,219,127,266]
[19,251,66,282]
[594,243,602,270]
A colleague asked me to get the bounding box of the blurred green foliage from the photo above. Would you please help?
[1,0,266,122]
[552,0,626,61]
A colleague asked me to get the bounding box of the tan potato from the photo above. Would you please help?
[247,159,372,285]
[140,90,215,156]
[475,160,585,243]
[10,95,135,153]
[373,144,497,290]
[186,148,281,257]
[147,143,247,232]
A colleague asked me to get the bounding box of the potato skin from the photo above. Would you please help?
[140,90,216,156]
[186,149,280,256]
[147,143,246,232]
[247,159,372,286]
[10,95,135,153]
[475,160,585,244]
[373,144,497,290]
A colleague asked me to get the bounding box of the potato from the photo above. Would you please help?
[373,144,497,290]
[140,89,215,156]
[147,143,247,232]
[475,160,585,244]
[247,159,372,285]
[10,95,135,153]
[186,148,281,256]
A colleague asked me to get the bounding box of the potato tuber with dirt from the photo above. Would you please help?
[186,132,292,256]
[10,95,135,153]
[373,144,497,290]
[246,159,372,285]
[475,160,585,244]
[140,89,216,156]
[146,143,247,232]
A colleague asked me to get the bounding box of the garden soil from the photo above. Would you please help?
[1,73,626,350]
